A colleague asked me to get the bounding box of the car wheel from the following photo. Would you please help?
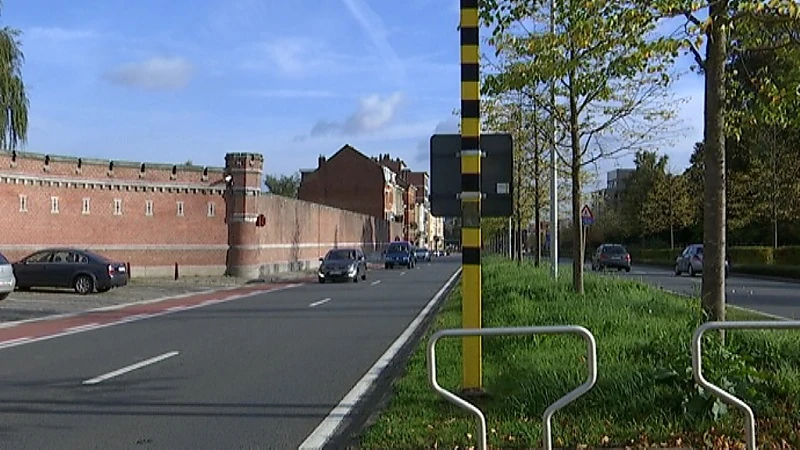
[625,267,631,273]
[674,265,681,276]
[353,275,359,283]
[385,263,390,270]
[0,293,8,301]
[361,271,367,281]
[688,265,696,277]
[318,277,325,284]
[73,275,94,295]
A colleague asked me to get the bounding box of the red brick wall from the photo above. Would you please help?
[0,150,398,280]
[0,151,229,277]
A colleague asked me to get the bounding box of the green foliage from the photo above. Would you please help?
[0,15,29,150]
[263,172,300,198]
[357,257,800,448]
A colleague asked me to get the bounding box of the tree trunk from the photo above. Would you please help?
[701,0,728,322]
[533,103,542,267]
[568,69,584,294]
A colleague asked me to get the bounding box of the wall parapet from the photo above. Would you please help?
[0,171,227,194]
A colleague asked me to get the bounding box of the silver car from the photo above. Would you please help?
[675,244,729,278]
[0,252,16,300]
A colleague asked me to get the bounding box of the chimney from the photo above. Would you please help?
[318,155,326,167]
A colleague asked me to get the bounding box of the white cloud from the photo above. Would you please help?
[414,117,459,162]
[340,0,405,82]
[303,92,405,139]
[234,89,345,99]
[25,27,101,42]
[104,56,194,92]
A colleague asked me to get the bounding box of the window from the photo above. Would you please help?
[82,198,91,215]
[51,196,59,214]
[19,195,27,212]
[145,200,154,217]
[113,198,123,216]
[207,201,215,217]
[177,201,185,217]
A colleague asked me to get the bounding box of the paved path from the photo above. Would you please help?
[0,259,461,449]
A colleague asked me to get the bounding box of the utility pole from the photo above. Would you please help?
[549,0,559,278]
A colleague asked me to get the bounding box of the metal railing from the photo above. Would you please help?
[427,326,598,450]
[691,320,800,450]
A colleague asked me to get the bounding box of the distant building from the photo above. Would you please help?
[591,168,634,216]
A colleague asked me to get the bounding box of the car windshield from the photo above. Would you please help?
[326,250,355,260]
[0,253,8,264]
[387,243,408,253]
[603,246,627,254]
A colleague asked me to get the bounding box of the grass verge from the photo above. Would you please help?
[356,257,800,449]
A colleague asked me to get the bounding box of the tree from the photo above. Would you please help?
[0,12,29,151]
[658,0,800,321]
[482,0,682,294]
[641,169,693,249]
[622,151,670,241]
[264,172,300,198]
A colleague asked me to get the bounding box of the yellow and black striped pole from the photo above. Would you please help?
[460,0,482,391]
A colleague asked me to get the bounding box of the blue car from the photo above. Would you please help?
[383,241,416,269]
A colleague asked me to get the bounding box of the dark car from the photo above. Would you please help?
[318,248,367,283]
[13,248,128,295]
[415,247,432,262]
[384,241,416,269]
[591,244,631,272]
[675,244,729,278]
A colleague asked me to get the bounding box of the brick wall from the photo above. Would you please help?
[0,150,397,280]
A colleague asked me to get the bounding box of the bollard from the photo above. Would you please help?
[126,262,131,278]
[174,262,179,280]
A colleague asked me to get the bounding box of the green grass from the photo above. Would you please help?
[357,257,800,449]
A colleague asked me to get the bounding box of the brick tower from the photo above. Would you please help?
[224,152,264,279]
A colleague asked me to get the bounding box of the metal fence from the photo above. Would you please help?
[428,321,800,450]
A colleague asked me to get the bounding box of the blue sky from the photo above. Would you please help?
[6,0,703,186]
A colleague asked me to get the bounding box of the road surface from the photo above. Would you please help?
[0,259,461,449]
[595,262,800,319]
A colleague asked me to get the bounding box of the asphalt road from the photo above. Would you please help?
[0,259,461,449]
[592,262,800,319]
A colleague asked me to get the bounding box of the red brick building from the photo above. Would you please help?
[298,145,406,239]
[0,150,391,279]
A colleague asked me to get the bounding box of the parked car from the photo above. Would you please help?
[415,247,432,262]
[675,244,729,278]
[384,241,416,269]
[318,248,367,283]
[12,248,128,295]
[591,244,632,272]
[0,252,16,301]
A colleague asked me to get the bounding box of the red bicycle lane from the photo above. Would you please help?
[0,280,307,348]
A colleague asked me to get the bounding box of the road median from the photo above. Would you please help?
[354,257,800,449]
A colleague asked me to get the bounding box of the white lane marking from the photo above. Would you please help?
[0,284,301,352]
[165,306,187,312]
[400,271,407,276]
[0,337,32,348]
[117,314,150,323]
[370,280,381,286]
[299,266,463,450]
[309,298,331,308]
[66,323,100,333]
[82,351,180,385]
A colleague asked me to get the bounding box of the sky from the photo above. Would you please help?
[6,0,704,189]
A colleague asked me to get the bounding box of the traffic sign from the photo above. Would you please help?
[581,205,594,226]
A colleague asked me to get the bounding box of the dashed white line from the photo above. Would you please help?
[82,351,180,385]
[66,323,100,333]
[400,271,407,276]
[370,280,381,286]
[309,298,331,308]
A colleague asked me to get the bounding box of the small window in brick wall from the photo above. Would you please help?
[19,195,27,212]
[177,201,185,217]
[207,201,215,217]
[145,200,154,217]
[82,198,90,215]
[113,198,123,216]
[51,196,59,214]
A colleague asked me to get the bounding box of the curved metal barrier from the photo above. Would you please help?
[427,326,598,450]
[691,320,800,450]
